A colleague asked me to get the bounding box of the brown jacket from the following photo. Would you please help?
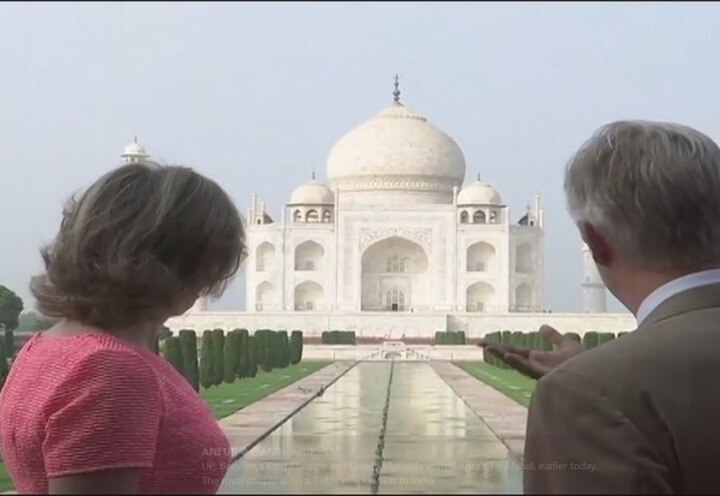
[524,283,720,494]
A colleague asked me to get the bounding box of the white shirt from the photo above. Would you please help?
[636,268,720,326]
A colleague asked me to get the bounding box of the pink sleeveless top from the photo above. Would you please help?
[0,331,230,493]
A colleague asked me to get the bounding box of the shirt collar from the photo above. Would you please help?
[636,268,720,326]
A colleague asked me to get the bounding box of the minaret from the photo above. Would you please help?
[582,242,607,313]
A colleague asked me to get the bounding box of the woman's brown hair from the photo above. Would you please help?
[31,163,246,329]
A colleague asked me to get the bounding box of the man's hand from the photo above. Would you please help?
[477,325,584,379]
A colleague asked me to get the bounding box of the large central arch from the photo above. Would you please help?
[360,236,430,312]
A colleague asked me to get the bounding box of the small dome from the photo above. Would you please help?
[457,179,502,205]
[122,142,148,158]
[290,179,334,205]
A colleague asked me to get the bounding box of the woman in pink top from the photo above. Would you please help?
[0,163,246,494]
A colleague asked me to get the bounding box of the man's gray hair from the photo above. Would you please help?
[564,120,720,270]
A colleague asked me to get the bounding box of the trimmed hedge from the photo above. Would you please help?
[200,330,214,389]
[163,336,184,376]
[582,331,599,350]
[278,331,290,368]
[237,329,250,378]
[211,329,225,386]
[482,330,623,368]
[179,329,200,391]
[246,335,258,378]
[186,328,305,388]
[434,331,467,345]
[223,330,241,384]
[321,330,356,345]
[290,330,303,365]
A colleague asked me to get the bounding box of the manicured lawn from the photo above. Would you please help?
[201,360,332,419]
[0,464,11,493]
[456,361,537,407]
[0,360,332,493]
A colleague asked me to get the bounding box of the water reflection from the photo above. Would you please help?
[219,363,522,494]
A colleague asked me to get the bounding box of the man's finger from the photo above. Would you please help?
[503,353,546,380]
[539,324,564,346]
[486,343,531,358]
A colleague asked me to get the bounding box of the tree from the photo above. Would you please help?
[200,330,214,389]
[246,335,258,378]
[0,285,23,332]
[290,330,303,365]
[179,330,199,391]
[223,330,240,384]
[211,329,225,386]
[162,337,184,376]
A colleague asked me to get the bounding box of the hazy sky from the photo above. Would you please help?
[2,2,719,314]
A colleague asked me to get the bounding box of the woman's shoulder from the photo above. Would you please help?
[19,331,162,389]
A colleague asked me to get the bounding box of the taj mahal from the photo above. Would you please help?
[124,79,636,338]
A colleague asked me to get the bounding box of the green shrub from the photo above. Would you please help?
[237,329,250,378]
[434,331,443,345]
[0,341,9,389]
[260,332,274,372]
[564,332,581,344]
[163,336,184,376]
[290,330,303,365]
[512,331,524,349]
[223,330,241,384]
[278,330,290,368]
[246,335,258,377]
[583,331,599,350]
[321,331,329,344]
[254,330,267,365]
[178,329,199,391]
[200,330,214,389]
[211,329,225,386]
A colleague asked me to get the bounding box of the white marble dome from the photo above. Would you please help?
[290,179,334,205]
[122,142,148,157]
[457,178,503,205]
[326,101,466,204]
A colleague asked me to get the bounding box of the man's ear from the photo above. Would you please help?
[579,222,614,267]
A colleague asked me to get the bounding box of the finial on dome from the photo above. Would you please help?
[393,74,401,103]
[477,172,481,181]
[133,135,138,144]
[311,170,316,180]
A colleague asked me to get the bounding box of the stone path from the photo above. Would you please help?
[218,360,357,462]
[431,361,527,461]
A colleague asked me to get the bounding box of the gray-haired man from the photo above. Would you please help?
[482,121,720,493]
